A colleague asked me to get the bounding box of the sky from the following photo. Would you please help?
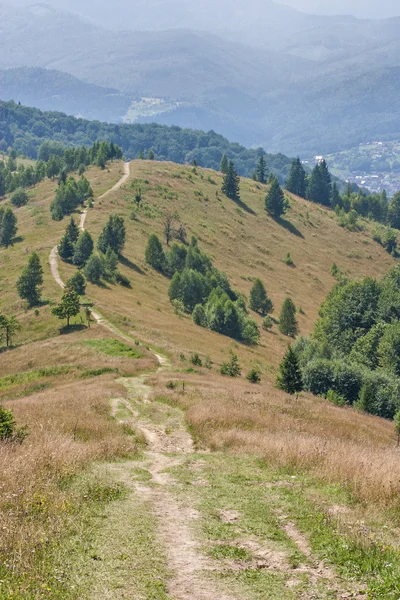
[279,0,400,19]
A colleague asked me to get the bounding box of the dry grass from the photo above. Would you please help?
[151,370,400,508]
[0,376,139,588]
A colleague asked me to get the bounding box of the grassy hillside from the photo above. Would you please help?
[1,159,400,598]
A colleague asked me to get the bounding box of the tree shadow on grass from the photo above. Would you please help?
[59,324,87,335]
[232,197,257,216]
[275,216,304,238]
[119,254,145,275]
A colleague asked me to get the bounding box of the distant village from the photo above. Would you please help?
[304,141,400,197]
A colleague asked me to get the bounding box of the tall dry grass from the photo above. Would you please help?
[0,376,136,589]
[152,371,400,508]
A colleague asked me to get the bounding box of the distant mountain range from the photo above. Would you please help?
[1,1,400,155]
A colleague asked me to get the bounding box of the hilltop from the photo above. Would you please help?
[1,158,400,598]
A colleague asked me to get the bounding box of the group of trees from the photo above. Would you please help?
[290,264,400,419]
[50,176,93,220]
[58,214,126,286]
[0,141,122,200]
[146,235,261,344]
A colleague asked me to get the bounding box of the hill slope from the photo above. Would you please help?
[2,158,400,598]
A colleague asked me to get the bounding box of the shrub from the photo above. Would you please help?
[0,406,28,443]
[262,316,273,331]
[326,389,347,407]
[66,271,86,295]
[190,353,202,367]
[11,187,29,207]
[220,352,241,377]
[283,252,294,266]
[246,368,261,384]
[84,255,104,284]
[172,299,185,317]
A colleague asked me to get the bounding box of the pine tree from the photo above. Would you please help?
[52,288,81,327]
[388,192,400,230]
[220,154,229,174]
[222,161,240,201]
[145,233,166,272]
[285,158,306,198]
[0,315,21,347]
[265,176,285,217]
[16,252,43,307]
[249,278,273,316]
[307,160,331,206]
[58,233,74,262]
[331,182,342,209]
[276,346,303,395]
[279,297,298,337]
[0,207,18,247]
[66,271,86,295]
[84,255,104,284]
[73,231,94,267]
[97,215,126,254]
[148,150,155,160]
[255,155,267,184]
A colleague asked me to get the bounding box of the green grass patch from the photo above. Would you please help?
[79,367,119,378]
[0,366,73,392]
[83,339,142,359]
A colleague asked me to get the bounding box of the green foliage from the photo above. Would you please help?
[285,157,306,198]
[66,271,86,295]
[388,192,400,230]
[16,252,43,307]
[276,346,303,394]
[377,321,400,375]
[190,353,202,367]
[66,216,80,243]
[249,278,273,316]
[254,155,267,184]
[103,246,119,281]
[73,231,94,267]
[84,255,105,284]
[192,304,207,327]
[326,389,347,407]
[265,176,285,218]
[279,298,298,338]
[97,214,126,255]
[394,410,400,445]
[372,225,397,255]
[0,405,28,443]
[52,288,81,327]
[145,233,166,272]
[50,176,93,221]
[10,187,28,207]
[0,207,18,248]
[222,161,240,201]
[246,368,261,384]
[220,352,241,377]
[262,316,273,331]
[307,160,331,206]
[0,314,21,348]
[220,154,228,174]
[283,252,294,266]
[58,233,74,262]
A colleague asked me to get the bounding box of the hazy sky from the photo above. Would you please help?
[279,0,400,19]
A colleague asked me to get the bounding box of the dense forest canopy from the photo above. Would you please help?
[0,101,295,180]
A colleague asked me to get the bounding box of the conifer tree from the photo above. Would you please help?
[16,252,43,307]
[255,155,267,184]
[84,255,104,284]
[388,192,400,230]
[66,271,86,295]
[249,278,273,316]
[58,233,74,262]
[285,158,306,198]
[276,346,303,395]
[307,160,331,206]
[52,288,81,327]
[97,215,126,254]
[73,231,94,267]
[220,154,229,174]
[222,161,240,201]
[279,297,298,337]
[0,207,18,247]
[331,182,342,209]
[265,176,285,218]
[145,233,166,272]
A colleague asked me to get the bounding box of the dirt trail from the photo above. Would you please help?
[102,371,241,600]
[49,161,131,331]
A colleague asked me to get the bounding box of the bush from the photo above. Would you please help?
[84,255,104,284]
[302,359,335,397]
[283,252,294,266]
[192,304,207,327]
[0,406,28,443]
[246,368,261,384]
[326,389,347,407]
[220,352,241,377]
[11,187,29,207]
[262,316,273,331]
[190,353,202,367]
[66,271,86,295]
